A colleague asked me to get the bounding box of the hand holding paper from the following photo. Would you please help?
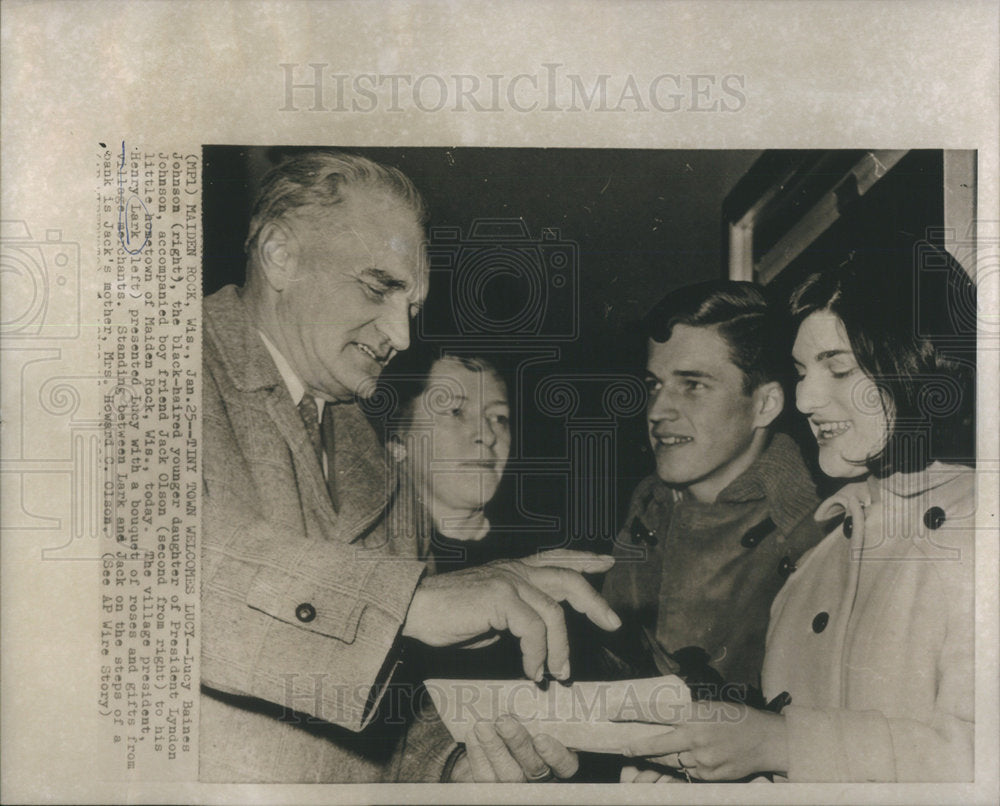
[620,698,789,781]
[426,675,690,755]
[452,716,580,783]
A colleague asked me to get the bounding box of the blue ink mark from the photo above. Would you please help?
[117,140,152,254]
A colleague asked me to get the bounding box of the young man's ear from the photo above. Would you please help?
[752,380,784,430]
[254,220,297,292]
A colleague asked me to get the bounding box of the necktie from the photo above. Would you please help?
[321,403,339,511]
[298,394,340,511]
[297,394,322,467]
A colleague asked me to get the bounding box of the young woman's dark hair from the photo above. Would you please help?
[788,237,976,476]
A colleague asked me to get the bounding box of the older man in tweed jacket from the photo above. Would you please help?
[200,151,620,782]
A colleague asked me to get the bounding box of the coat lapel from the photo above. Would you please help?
[326,402,396,543]
[205,285,394,544]
[264,386,342,531]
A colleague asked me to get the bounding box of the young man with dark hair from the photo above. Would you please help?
[599,279,823,691]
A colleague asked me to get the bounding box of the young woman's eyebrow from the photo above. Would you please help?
[816,349,851,361]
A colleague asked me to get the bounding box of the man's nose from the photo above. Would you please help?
[647,387,679,422]
[377,299,411,353]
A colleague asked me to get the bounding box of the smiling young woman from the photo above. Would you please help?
[620,237,978,783]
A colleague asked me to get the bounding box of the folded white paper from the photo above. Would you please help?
[424,675,690,754]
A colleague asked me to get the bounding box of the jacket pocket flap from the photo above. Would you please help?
[246,565,366,643]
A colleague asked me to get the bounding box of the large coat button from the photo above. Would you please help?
[741,516,775,548]
[812,612,829,633]
[842,516,853,539]
[923,506,946,530]
[295,603,317,623]
[777,555,796,578]
[629,516,657,546]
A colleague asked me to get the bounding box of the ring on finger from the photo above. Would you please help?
[525,766,555,783]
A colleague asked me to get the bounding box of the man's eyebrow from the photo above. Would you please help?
[672,369,716,380]
[360,267,409,290]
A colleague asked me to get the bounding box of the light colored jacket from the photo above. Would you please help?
[763,462,975,782]
[200,285,427,782]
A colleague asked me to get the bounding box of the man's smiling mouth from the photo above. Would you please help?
[654,434,694,446]
[355,343,388,364]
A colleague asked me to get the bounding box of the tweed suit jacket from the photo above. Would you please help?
[200,285,427,782]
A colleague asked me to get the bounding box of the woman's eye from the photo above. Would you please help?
[364,284,387,299]
[685,380,706,392]
[644,378,661,394]
[830,367,856,380]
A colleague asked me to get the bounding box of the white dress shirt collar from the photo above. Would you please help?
[258,331,322,417]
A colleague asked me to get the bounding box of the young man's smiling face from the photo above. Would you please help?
[645,323,774,502]
[269,189,427,402]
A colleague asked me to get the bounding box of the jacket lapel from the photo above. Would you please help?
[205,285,394,543]
[326,402,395,543]
[264,387,342,532]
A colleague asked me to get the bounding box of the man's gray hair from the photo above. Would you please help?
[244,150,428,254]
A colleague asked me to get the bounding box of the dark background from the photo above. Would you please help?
[202,147,954,553]
[203,147,760,549]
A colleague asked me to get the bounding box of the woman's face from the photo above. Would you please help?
[792,311,891,479]
[403,357,511,512]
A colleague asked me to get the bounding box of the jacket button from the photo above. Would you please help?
[777,555,796,578]
[741,516,774,548]
[629,516,658,546]
[812,611,829,633]
[842,516,853,539]
[923,506,946,530]
[295,603,317,623]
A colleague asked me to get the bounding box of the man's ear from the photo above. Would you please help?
[752,381,784,430]
[255,220,297,292]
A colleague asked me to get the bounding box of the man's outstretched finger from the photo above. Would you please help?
[521,549,615,574]
[493,592,548,681]
[510,582,570,679]
[532,733,579,779]
[521,565,622,633]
